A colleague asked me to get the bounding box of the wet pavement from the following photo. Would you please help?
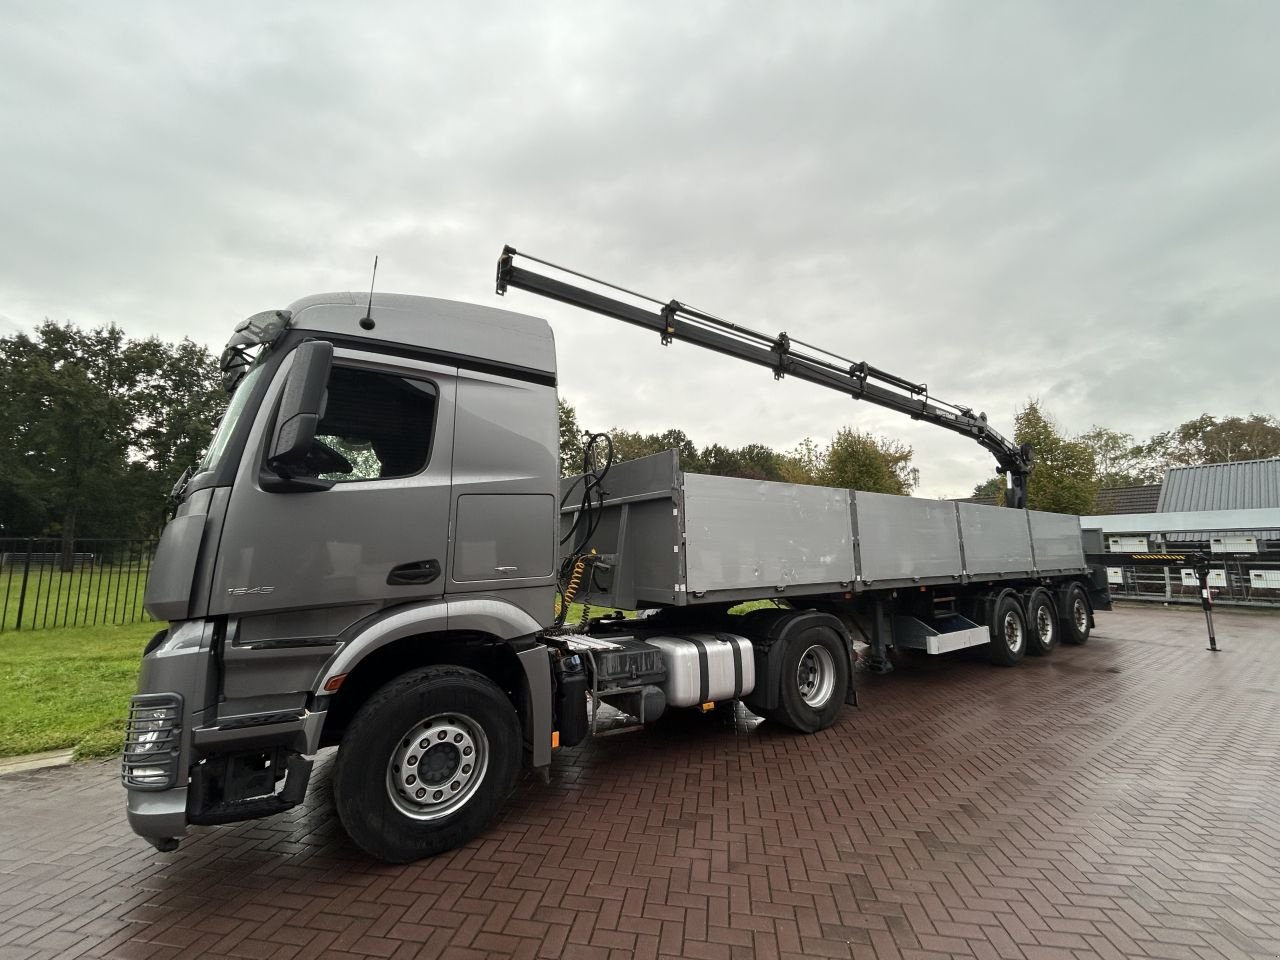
[1,604,1277,959]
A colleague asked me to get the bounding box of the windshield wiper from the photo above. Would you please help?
[169,463,196,504]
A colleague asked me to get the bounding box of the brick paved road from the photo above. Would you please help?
[1,605,1278,960]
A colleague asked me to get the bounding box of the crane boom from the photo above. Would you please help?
[495,246,1033,509]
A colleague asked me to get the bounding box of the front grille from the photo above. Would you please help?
[121,693,184,791]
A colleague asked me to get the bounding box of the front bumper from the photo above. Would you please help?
[123,621,323,851]
[126,785,190,848]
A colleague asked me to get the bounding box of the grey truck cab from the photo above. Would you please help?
[127,292,564,860]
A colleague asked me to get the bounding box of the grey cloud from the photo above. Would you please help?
[2,0,1277,497]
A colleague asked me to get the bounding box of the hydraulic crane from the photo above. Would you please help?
[495,246,1034,509]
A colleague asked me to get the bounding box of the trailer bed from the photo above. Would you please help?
[563,451,1086,609]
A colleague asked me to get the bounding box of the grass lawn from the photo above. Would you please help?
[0,621,154,760]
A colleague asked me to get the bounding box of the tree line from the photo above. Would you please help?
[0,322,222,549]
[559,401,920,495]
[3,321,1276,556]
[971,402,1280,514]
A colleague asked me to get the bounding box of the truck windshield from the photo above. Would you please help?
[199,362,266,473]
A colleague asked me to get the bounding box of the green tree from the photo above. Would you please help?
[820,428,919,494]
[778,437,825,485]
[0,321,221,556]
[558,399,584,476]
[1015,401,1098,514]
[699,442,787,481]
[971,475,1006,505]
[1078,426,1151,487]
[609,428,701,469]
[1137,413,1280,474]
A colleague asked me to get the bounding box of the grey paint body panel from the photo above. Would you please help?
[956,502,1035,579]
[1028,510,1086,571]
[210,348,457,618]
[287,292,557,377]
[855,491,963,584]
[143,513,205,622]
[571,451,1087,607]
[682,473,853,595]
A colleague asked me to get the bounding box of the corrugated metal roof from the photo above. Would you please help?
[1158,457,1280,511]
[1157,458,1280,540]
[1093,484,1162,515]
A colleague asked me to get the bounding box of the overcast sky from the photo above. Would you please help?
[2,1,1277,496]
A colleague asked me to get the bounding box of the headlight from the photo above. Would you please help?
[121,694,183,790]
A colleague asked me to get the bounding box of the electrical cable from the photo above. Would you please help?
[554,431,614,626]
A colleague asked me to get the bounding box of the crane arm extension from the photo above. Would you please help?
[496,246,1032,508]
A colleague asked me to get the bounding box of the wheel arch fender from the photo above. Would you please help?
[1053,579,1094,627]
[1024,585,1055,616]
[313,598,552,768]
[983,586,1024,634]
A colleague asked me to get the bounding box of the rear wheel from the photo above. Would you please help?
[985,591,1027,666]
[769,626,849,733]
[1060,583,1091,645]
[333,665,521,863]
[1025,589,1058,656]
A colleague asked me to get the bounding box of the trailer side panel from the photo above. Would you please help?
[956,502,1035,579]
[853,490,964,585]
[682,473,854,595]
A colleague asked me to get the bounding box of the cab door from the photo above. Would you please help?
[210,347,456,627]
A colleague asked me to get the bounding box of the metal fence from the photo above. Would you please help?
[0,538,157,632]
[1104,555,1280,608]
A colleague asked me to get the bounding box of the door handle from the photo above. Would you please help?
[387,559,441,586]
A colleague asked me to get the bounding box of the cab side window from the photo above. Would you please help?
[313,367,436,481]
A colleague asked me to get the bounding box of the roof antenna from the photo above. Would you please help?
[359,256,378,330]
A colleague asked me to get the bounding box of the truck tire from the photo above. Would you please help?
[333,665,521,863]
[1060,583,1091,645]
[1025,588,1058,657]
[986,590,1027,666]
[768,625,849,733]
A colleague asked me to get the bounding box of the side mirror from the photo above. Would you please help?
[267,340,333,478]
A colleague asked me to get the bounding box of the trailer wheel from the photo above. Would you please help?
[769,626,849,733]
[1060,583,1091,645]
[333,665,521,863]
[1025,589,1058,656]
[986,591,1027,666]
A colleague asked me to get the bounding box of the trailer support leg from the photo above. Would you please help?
[1198,569,1219,652]
[864,599,894,675]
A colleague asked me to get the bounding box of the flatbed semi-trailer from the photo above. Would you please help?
[123,252,1110,863]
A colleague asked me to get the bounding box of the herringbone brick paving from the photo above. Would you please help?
[0,604,1277,959]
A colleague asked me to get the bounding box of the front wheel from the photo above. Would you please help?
[333,665,521,863]
[768,626,849,733]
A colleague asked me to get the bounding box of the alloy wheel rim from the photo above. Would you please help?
[386,713,488,821]
[1003,611,1024,653]
[797,644,836,708]
[1073,598,1088,633]
[1036,605,1054,645]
